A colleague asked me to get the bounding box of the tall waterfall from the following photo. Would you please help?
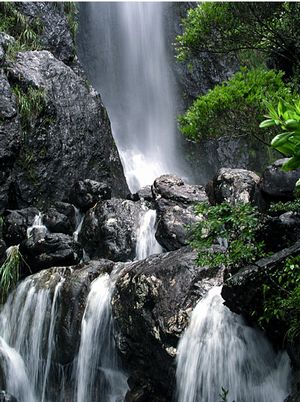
[78,2,188,192]
[176,287,291,402]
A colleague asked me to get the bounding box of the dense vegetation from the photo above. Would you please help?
[177,2,300,143]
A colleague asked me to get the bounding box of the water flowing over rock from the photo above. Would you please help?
[152,175,207,251]
[112,247,223,401]
[176,287,291,402]
[3,207,39,246]
[78,3,190,192]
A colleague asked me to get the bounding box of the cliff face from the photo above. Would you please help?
[0,2,128,213]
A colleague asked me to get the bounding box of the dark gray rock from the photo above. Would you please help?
[20,231,82,272]
[79,198,142,261]
[112,247,223,401]
[260,159,300,201]
[69,179,111,211]
[152,175,207,251]
[207,168,260,205]
[0,32,15,64]
[15,2,75,64]
[3,207,39,246]
[44,202,76,235]
[3,50,128,208]
[0,391,17,402]
[136,186,153,202]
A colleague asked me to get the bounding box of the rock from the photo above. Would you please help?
[137,186,153,202]
[285,391,300,402]
[69,179,111,211]
[3,207,39,246]
[0,391,17,402]
[15,2,75,64]
[207,168,260,205]
[260,159,300,201]
[20,232,83,272]
[43,202,77,235]
[79,198,142,261]
[221,240,300,343]
[152,175,207,251]
[112,247,223,401]
[0,32,15,64]
[3,50,128,208]
[0,240,6,265]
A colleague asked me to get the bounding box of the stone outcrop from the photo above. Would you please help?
[259,159,300,202]
[43,202,77,235]
[112,247,223,401]
[152,175,207,251]
[79,198,142,261]
[69,179,111,212]
[206,167,260,205]
[3,207,39,246]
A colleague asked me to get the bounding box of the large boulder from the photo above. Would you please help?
[69,179,111,212]
[43,202,77,235]
[1,50,128,210]
[152,175,207,251]
[20,232,83,272]
[206,168,260,205]
[259,159,300,202]
[79,198,142,261]
[3,207,39,246]
[112,247,223,401]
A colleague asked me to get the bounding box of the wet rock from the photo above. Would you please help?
[137,186,154,202]
[112,247,223,401]
[20,232,82,272]
[207,168,260,205]
[15,2,74,64]
[152,175,207,251]
[79,198,142,261]
[3,207,39,246]
[43,202,76,235]
[4,50,128,208]
[260,159,300,201]
[0,33,15,64]
[0,391,17,402]
[69,179,111,212]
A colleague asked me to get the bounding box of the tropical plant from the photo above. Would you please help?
[0,245,22,303]
[260,99,300,190]
[190,202,265,269]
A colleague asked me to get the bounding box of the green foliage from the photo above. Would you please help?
[0,2,42,58]
[64,2,78,43]
[190,202,265,269]
[12,85,47,133]
[269,199,300,214]
[260,99,300,190]
[179,67,294,141]
[260,255,300,340]
[0,245,22,303]
[176,2,300,76]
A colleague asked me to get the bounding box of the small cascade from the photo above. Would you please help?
[75,273,128,402]
[176,287,291,402]
[135,208,162,260]
[0,274,65,401]
[73,207,84,243]
[27,213,47,240]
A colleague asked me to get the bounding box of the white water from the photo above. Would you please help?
[27,213,47,240]
[0,274,65,402]
[176,287,291,402]
[75,273,128,402]
[135,208,162,260]
[78,2,188,192]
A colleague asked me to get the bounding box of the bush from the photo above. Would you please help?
[178,67,295,142]
[190,202,265,269]
[0,245,22,303]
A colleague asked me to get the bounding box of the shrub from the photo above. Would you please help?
[178,67,295,142]
[190,202,265,269]
[0,245,22,303]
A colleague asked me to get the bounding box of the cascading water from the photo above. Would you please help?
[74,273,128,402]
[135,207,162,260]
[0,273,65,402]
[78,2,188,192]
[176,287,291,402]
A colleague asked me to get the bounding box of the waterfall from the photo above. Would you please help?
[0,274,65,402]
[176,287,291,402]
[26,213,47,240]
[74,273,128,402]
[78,2,188,192]
[135,208,162,260]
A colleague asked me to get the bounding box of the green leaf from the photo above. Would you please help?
[259,119,275,128]
[282,156,300,171]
